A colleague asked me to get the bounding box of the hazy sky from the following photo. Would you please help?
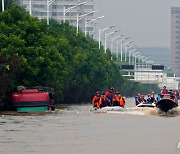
[94,0,180,48]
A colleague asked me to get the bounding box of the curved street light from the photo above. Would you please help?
[110,35,123,56]
[128,48,137,64]
[105,30,120,53]
[47,0,56,25]
[134,52,141,68]
[115,35,125,58]
[143,57,149,68]
[133,52,139,65]
[76,10,97,35]
[63,2,86,23]
[124,41,134,61]
[138,55,145,69]
[98,25,115,49]
[85,16,104,37]
[119,37,131,61]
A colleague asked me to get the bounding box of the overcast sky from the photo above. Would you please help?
[94,0,180,48]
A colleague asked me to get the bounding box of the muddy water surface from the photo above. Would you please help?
[0,98,180,154]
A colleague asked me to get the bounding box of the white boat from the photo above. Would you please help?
[92,106,125,112]
[136,102,156,108]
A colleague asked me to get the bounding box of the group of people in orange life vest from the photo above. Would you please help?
[92,87,126,109]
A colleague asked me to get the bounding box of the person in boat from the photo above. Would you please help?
[98,91,112,108]
[135,93,142,106]
[112,92,120,106]
[156,94,162,101]
[92,91,100,108]
[105,87,114,106]
[141,95,146,103]
[152,91,155,101]
[112,91,126,107]
[146,93,155,104]
[161,86,168,95]
[168,90,177,100]
[118,92,126,108]
[97,92,106,108]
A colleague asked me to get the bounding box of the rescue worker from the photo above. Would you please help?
[146,93,155,104]
[105,87,114,106]
[141,95,146,102]
[92,91,100,108]
[161,86,168,95]
[135,93,141,106]
[169,90,176,100]
[156,94,162,101]
[112,91,126,107]
[119,93,126,108]
[112,91,120,106]
[97,92,106,108]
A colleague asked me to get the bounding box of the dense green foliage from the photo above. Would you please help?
[0,4,160,108]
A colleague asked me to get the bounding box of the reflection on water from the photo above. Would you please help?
[0,98,180,154]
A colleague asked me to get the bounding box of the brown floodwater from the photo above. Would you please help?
[0,98,180,154]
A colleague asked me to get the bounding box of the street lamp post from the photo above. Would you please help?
[144,58,149,68]
[136,55,144,80]
[85,16,104,37]
[141,57,148,69]
[2,0,4,12]
[76,10,97,35]
[105,30,120,53]
[124,42,133,62]
[29,0,32,15]
[63,2,86,23]
[134,52,140,69]
[98,26,115,49]
[128,49,137,64]
[116,35,124,58]
[133,52,138,63]
[119,37,131,61]
[132,51,139,64]
[138,56,144,69]
[110,35,123,56]
[47,0,56,25]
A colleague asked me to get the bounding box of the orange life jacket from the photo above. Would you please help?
[113,95,119,102]
[92,96,100,107]
[112,95,121,106]
[98,96,110,108]
[119,96,125,107]
[97,97,103,108]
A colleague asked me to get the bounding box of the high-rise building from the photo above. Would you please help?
[171,7,180,76]
[17,0,95,35]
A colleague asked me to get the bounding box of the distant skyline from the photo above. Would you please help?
[94,0,180,48]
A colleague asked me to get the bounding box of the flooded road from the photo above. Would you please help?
[0,98,180,154]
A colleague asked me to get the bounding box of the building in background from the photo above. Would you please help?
[171,7,180,76]
[17,0,95,36]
